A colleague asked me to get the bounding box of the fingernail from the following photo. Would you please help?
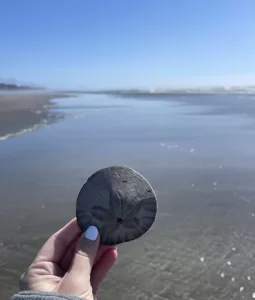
[84,225,99,241]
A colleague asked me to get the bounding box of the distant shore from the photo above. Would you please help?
[60,85,255,95]
[0,91,73,140]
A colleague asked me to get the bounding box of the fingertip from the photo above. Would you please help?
[106,245,118,259]
[104,247,118,265]
[111,247,118,259]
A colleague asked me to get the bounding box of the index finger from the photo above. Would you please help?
[34,218,82,264]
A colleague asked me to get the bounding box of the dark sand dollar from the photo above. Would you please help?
[76,166,157,245]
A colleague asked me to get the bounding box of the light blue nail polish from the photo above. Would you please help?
[84,225,99,241]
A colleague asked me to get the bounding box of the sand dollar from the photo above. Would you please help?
[76,166,157,245]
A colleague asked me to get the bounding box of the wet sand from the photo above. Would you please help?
[0,91,73,139]
[1,94,255,300]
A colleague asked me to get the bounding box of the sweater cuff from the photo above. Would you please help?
[12,291,85,300]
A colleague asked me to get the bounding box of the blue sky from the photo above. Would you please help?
[1,0,255,89]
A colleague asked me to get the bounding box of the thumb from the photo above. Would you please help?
[58,226,100,300]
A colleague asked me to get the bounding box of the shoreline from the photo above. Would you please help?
[0,91,74,140]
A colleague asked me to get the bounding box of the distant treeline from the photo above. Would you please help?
[0,83,42,90]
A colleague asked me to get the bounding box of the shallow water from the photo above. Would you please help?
[1,94,255,299]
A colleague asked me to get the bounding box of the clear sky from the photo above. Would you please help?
[1,0,255,89]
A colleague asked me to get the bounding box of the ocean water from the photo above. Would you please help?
[1,94,255,300]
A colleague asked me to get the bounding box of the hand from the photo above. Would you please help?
[20,218,118,300]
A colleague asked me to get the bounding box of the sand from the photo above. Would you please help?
[1,93,255,300]
[0,91,73,139]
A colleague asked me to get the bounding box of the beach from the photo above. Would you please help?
[0,91,73,139]
[1,93,255,300]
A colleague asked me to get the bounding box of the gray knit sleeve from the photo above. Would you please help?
[12,291,85,300]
